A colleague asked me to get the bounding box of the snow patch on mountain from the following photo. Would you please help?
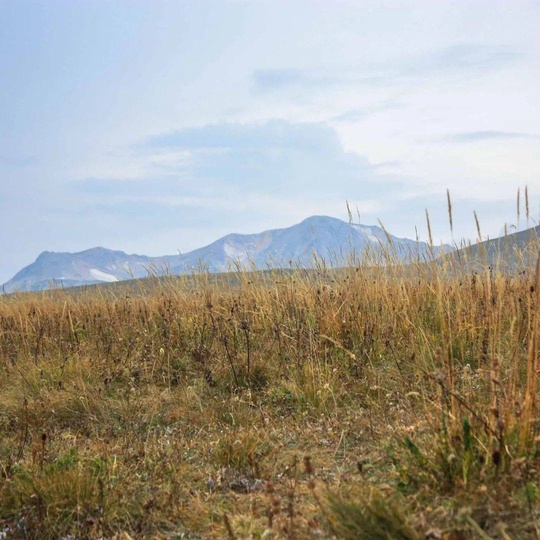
[351,224,380,243]
[223,242,249,264]
[89,269,119,282]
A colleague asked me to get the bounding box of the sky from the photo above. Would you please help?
[1,0,540,284]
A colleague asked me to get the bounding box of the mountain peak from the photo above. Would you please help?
[300,215,343,225]
[36,250,52,261]
[80,246,126,256]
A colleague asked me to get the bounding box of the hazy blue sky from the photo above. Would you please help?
[1,0,539,283]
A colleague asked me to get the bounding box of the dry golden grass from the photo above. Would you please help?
[1,239,540,538]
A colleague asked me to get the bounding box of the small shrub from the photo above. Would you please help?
[214,430,273,476]
[326,489,421,540]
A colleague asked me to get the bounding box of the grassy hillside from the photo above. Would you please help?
[442,224,540,271]
[1,249,540,538]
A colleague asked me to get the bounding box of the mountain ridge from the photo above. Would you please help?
[3,215,448,293]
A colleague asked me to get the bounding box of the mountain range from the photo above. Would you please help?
[2,216,449,293]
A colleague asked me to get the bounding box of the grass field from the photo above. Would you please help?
[1,240,540,539]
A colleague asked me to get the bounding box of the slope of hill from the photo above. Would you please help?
[443,224,540,269]
[2,215,447,293]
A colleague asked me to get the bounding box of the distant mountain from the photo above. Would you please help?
[2,215,448,293]
[2,247,176,293]
[170,216,444,273]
